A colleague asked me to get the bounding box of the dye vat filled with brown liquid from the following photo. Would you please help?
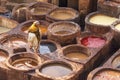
[0,26,11,34]
[54,30,71,35]
[40,63,72,77]
[39,42,57,54]
[50,12,75,20]
[112,56,120,68]
[12,58,38,70]
[65,52,89,60]
[0,50,7,62]
[93,70,120,80]
[30,8,49,15]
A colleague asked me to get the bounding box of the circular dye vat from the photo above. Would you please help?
[81,36,106,48]
[89,14,117,25]
[3,39,27,49]
[93,70,120,80]
[39,42,57,54]
[12,58,38,70]
[40,63,72,77]
[65,52,89,60]
[115,24,120,31]
[0,50,8,62]
[112,56,120,68]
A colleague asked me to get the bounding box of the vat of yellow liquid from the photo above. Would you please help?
[85,12,118,34]
[36,60,83,80]
[46,7,80,23]
[27,2,57,20]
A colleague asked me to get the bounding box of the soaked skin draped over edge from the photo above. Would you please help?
[81,36,106,48]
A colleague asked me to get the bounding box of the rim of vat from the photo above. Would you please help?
[87,67,120,80]
[60,44,91,63]
[6,52,42,72]
[99,0,120,6]
[111,53,120,69]
[19,20,49,35]
[111,0,120,3]
[0,34,28,53]
[38,39,61,54]
[46,7,80,21]
[0,16,19,28]
[36,60,77,79]
[111,20,120,32]
[76,32,107,49]
[0,48,9,62]
[85,11,118,27]
[27,2,58,16]
[11,3,28,17]
[0,16,19,34]
[0,34,27,45]
[48,21,81,36]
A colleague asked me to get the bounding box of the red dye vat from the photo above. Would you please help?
[81,36,106,48]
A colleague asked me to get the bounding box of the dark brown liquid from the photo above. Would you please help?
[12,58,38,70]
[39,43,57,54]
[55,31,71,35]
[31,8,48,15]
[50,12,74,20]
[40,63,72,77]
[65,52,89,60]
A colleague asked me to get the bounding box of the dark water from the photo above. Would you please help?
[40,63,72,77]
[39,43,57,54]
[0,12,11,18]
